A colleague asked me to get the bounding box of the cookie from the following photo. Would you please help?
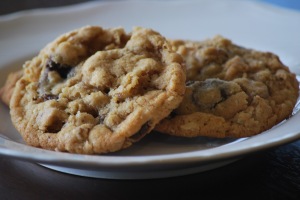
[0,70,23,106]
[155,36,299,138]
[10,26,186,154]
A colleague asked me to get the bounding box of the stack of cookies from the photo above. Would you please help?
[0,26,298,154]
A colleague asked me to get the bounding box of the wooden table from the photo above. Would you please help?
[0,1,300,199]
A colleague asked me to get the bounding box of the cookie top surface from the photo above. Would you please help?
[10,26,186,154]
[155,36,299,138]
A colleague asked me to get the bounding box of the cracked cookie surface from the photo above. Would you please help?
[10,26,186,154]
[155,36,299,138]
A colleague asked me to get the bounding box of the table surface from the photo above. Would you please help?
[1,1,300,200]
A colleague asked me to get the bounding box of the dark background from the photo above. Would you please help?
[0,0,96,15]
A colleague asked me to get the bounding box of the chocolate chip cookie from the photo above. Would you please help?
[10,26,186,154]
[155,36,299,138]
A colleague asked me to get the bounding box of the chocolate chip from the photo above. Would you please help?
[168,110,177,118]
[38,59,74,100]
[46,59,72,79]
[128,121,151,142]
[103,87,110,94]
[88,109,99,119]
[220,88,228,100]
[191,79,223,109]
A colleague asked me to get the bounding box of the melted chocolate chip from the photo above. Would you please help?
[46,59,72,79]
[220,88,228,100]
[88,109,99,119]
[38,59,74,101]
[168,110,177,118]
[103,87,110,94]
[41,94,58,101]
[191,79,224,109]
[128,121,151,142]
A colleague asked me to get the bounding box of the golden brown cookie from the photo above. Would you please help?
[155,36,299,138]
[0,70,23,106]
[10,26,186,154]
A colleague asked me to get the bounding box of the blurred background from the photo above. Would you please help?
[0,0,300,16]
[0,0,94,15]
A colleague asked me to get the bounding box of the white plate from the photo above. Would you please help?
[1,0,300,179]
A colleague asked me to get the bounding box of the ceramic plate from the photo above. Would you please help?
[1,0,300,179]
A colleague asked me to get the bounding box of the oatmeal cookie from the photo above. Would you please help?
[155,36,299,138]
[10,26,186,154]
[0,70,23,106]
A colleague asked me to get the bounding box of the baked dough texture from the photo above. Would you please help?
[10,26,186,154]
[0,70,23,106]
[4,28,299,153]
[155,36,299,138]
